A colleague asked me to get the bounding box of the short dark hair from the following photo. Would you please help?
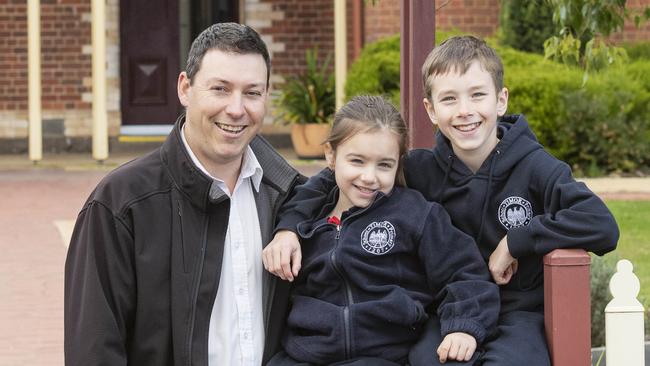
[185,23,271,87]
[422,35,504,102]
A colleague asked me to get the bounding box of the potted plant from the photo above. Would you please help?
[273,48,335,159]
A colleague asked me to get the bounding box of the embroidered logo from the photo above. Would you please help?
[498,196,532,230]
[361,221,396,255]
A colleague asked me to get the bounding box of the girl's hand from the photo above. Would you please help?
[437,332,477,363]
[488,235,518,285]
[262,230,302,282]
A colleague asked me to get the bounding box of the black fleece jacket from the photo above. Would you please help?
[281,186,499,364]
[276,114,618,314]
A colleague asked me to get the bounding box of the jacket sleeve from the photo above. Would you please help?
[507,162,619,258]
[418,204,500,344]
[64,201,136,366]
[275,167,336,233]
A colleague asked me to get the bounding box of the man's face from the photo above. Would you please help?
[177,49,268,171]
[423,60,508,163]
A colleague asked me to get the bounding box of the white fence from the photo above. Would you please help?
[605,259,646,366]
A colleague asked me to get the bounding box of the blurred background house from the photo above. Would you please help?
[1,0,649,153]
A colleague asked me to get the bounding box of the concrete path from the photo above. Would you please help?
[0,150,646,365]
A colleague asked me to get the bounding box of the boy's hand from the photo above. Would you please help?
[262,230,302,282]
[488,236,518,285]
[437,332,477,363]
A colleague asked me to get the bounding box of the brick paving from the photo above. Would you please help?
[0,169,106,366]
[0,150,645,365]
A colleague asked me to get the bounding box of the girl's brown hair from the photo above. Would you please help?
[325,95,408,185]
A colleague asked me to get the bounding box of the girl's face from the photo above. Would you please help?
[325,128,400,213]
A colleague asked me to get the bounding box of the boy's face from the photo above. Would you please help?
[423,60,508,163]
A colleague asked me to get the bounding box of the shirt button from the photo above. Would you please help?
[238,288,244,295]
[243,333,249,340]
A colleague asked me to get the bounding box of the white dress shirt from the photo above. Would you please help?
[182,126,265,366]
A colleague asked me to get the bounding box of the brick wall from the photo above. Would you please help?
[0,0,120,144]
[255,0,335,83]
[363,0,401,44]
[41,0,91,111]
[611,0,650,43]
[363,0,650,45]
[0,1,28,117]
[363,0,500,43]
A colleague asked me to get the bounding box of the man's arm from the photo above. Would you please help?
[64,201,135,366]
[263,168,336,281]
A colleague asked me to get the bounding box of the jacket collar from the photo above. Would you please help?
[160,114,299,211]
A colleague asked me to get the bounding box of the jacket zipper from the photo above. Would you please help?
[185,216,209,366]
[329,223,354,359]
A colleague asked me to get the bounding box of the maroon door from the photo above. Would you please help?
[120,0,180,125]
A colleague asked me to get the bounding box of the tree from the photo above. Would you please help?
[543,0,649,81]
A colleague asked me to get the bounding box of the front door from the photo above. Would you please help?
[120,0,180,125]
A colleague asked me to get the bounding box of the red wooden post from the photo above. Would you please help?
[400,0,435,149]
[544,249,592,366]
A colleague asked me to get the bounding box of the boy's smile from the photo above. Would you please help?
[423,61,508,172]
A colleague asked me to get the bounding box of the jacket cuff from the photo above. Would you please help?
[440,318,487,344]
[506,226,536,258]
[274,214,303,235]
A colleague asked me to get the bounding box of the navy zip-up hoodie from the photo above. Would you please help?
[276,114,619,315]
[404,114,619,312]
[282,186,499,364]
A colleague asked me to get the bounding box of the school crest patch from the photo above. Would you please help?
[361,221,396,255]
[498,196,532,230]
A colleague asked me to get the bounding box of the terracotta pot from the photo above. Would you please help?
[290,123,330,159]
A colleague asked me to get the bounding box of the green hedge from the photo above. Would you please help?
[345,34,650,175]
[498,0,554,54]
[507,59,650,175]
[345,30,462,107]
[623,41,650,61]
[344,35,401,106]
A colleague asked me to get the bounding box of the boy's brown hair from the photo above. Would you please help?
[421,35,504,102]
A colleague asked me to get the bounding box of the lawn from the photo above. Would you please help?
[603,200,650,302]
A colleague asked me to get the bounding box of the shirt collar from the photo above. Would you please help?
[181,124,263,192]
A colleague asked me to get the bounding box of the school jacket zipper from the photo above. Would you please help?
[328,208,365,360]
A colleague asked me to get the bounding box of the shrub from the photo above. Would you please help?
[273,48,335,125]
[344,35,401,106]
[344,30,463,107]
[508,61,650,175]
[558,69,650,175]
[499,0,555,54]
[590,254,617,347]
[623,41,650,61]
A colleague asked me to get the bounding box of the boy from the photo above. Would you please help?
[264,36,619,365]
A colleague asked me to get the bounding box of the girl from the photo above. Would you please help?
[266,95,499,366]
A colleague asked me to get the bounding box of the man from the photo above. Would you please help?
[65,23,304,366]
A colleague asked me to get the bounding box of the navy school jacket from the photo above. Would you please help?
[276,114,618,314]
[281,186,499,364]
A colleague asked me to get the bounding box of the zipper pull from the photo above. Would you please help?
[328,215,341,239]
